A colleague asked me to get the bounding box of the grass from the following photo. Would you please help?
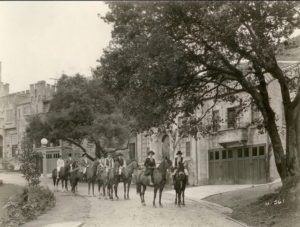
[0,184,23,219]
[203,182,300,227]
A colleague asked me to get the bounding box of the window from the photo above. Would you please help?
[252,147,258,156]
[251,103,260,123]
[244,148,249,157]
[186,141,191,157]
[222,150,227,159]
[227,107,237,128]
[238,149,243,158]
[6,109,13,122]
[209,151,214,161]
[215,151,219,160]
[259,146,265,156]
[0,146,3,158]
[11,145,18,157]
[228,150,233,159]
[129,143,136,160]
[212,110,220,132]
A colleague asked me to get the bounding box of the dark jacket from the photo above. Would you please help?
[116,157,125,166]
[144,157,156,176]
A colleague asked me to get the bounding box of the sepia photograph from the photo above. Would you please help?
[0,1,300,227]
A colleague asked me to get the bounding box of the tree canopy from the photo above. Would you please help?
[26,74,131,159]
[97,1,300,180]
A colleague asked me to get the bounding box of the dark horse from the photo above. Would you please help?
[86,162,98,196]
[136,158,172,207]
[52,166,70,192]
[96,166,107,199]
[173,162,188,207]
[118,160,138,200]
[107,161,120,200]
[69,162,82,194]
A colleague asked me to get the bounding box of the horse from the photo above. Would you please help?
[86,161,98,196]
[69,165,82,194]
[119,160,138,200]
[52,166,70,192]
[136,158,172,207]
[107,161,120,200]
[96,166,107,199]
[173,162,188,207]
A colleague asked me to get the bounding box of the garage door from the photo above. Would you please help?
[208,145,266,184]
[46,152,60,174]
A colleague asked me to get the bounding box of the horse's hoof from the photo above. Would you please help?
[142,203,146,206]
[159,204,163,208]
[153,204,156,208]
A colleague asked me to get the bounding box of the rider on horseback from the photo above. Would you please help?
[116,153,126,180]
[81,153,92,181]
[105,153,114,177]
[172,150,189,182]
[144,150,156,186]
[65,153,74,171]
[56,154,65,180]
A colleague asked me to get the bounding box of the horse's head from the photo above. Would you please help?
[129,160,138,170]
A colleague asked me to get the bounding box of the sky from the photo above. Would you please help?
[1,2,300,93]
[0,1,112,92]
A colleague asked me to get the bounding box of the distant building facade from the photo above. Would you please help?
[134,61,300,186]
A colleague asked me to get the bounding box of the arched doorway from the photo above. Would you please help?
[161,135,170,159]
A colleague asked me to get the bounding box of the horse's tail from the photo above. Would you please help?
[136,183,141,194]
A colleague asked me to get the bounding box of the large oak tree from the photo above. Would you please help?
[97,2,300,184]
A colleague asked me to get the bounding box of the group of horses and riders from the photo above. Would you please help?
[52,149,189,207]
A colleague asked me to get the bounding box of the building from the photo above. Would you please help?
[134,61,300,186]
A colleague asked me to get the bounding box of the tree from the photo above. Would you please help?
[97,2,300,184]
[26,74,131,159]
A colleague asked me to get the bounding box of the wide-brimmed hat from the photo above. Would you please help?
[176,150,183,155]
[147,150,155,155]
[68,153,72,157]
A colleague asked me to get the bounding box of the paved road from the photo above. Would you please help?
[0,172,246,227]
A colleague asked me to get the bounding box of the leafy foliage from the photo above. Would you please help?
[0,186,55,227]
[98,2,300,179]
[18,136,42,186]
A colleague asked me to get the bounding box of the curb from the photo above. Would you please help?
[42,221,83,227]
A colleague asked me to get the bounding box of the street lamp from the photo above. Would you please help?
[41,138,48,177]
[41,138,48,147]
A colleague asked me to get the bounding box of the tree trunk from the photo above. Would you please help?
[94,140,105,158]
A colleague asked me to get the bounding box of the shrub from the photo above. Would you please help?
[0,186,55,227]
[19,137,42,186]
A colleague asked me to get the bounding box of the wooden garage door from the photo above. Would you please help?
[209,145,266,184]
[46,152,60,174]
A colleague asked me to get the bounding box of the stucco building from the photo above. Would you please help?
[134,61,300,186]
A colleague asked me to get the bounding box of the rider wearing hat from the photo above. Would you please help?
[104,152,114,177]
[81,153,92,181]
[56,154,65,180]
[144,150,156,185]
[115,153,126,179]
[172,150,189,180]
[65,153,74,172]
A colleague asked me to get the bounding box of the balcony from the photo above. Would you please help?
[210,122,249,148]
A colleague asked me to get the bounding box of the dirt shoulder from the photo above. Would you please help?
[203,182,300,227]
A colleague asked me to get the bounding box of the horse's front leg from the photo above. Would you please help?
[178,191,182,207]
[123,182,126,200]
[153,187,158,207]
[159,187,164,207]
[127,181,131,200]
[175,191,178,205]
[142,185,146,206]
[182,190,185,206]
[88,181,91,196]
[114,183,119,200]
[92,181,95,196]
